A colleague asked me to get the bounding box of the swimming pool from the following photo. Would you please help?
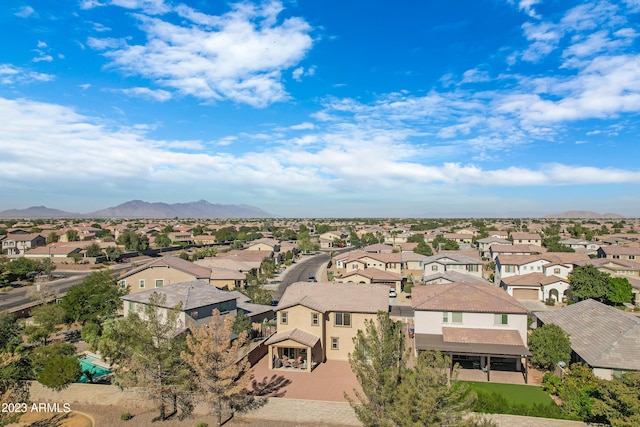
[78,355,111,383]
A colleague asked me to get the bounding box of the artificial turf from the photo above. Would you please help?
[458,381,554,406]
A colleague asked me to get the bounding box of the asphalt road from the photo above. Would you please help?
[274,252,330,300]
[0,271,93,312]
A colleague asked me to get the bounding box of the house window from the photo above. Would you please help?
[335,312,351,327]
[331,337,339,350]
[280,312,288,325]
[442,312,449,323]
[630,255,636,260]
[155,279,164,288]
[554,268,561,274]
[494,314,508,325]
[119,280,126,287]
[468,265,478,272]
[128,301,136,312]
[432,265,438,271]
[452,312,463,324]
[139,279,145,288]
[219,301,230,313]
[613,255,620,259]
[311,313,319,326]
[505,265,515,273]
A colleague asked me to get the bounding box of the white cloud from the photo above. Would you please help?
[110,0,170,15]
[290,122,315,130]
[518,0,542,19]
[14,6,35,18]
[0,64,54,85]
[90,1,314,107]
[118,87,172,101]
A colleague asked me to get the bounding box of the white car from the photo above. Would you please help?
[389,288,397,298]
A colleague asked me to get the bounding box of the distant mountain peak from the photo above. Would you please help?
[544,210,624,219]
[0,200,273,219]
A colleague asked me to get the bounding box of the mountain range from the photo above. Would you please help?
[0,200,273,219]
[543,210,625,219]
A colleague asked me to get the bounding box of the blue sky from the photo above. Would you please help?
[1,0,640,217]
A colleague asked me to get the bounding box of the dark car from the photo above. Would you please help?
[307,276,317,282]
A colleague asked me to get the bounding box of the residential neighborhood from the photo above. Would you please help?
[1,215,640,425]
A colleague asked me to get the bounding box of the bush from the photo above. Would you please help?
[542,372,562,395]
[545,298,556,306]
[120,412,133,421]
[195,423,208,427]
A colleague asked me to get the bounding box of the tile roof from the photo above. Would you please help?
[120,255,212,280]
[443,327,525,347]
[422,253,482,265]
[277,281,389,314]
[341,268,402,280]
[264,328,320,348]
[422,271,489,284]
[121,280,237,310]
[412,282,529,314]
[600,246,640,256]
[534,299,640,370]
[501,273,568,287]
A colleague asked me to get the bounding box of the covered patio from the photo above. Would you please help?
[414,327,532,384]
[265,328,322,373]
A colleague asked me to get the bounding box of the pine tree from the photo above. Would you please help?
[182,310,261,426]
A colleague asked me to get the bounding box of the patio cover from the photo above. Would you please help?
[264,328,320,348]
[415,327,531,357]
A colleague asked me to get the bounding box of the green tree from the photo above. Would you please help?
[543,236,575,252]
[65,229,80,242]
[569,265,610,302]
[60,270,127,325]
[413,241,433,256]
[26,304,65,345]
[432,235,459,251]
[46,231,59,244]
[117,231,150,253]
[0,313,23,353]
[155,233,172,248]
[606,278,633,305]
[406,234,425,243]
[232,311,252,336]
[591,371,640,427]
[31,343,81,391]
[98,293,192,421]
[346,311,406,426]
[84,242,103,257]
[528,324,572,371]
[104,245,121,261]
[6,257,40,280]
[215,227,237,243]
[389,351,475,427]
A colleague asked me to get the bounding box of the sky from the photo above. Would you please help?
[1,0,640,218]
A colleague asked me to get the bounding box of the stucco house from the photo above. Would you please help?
[500,273,570,301]
[412,282,532,383]
[118,256,212,294]
[534,299,640,380]
[265,281,389,372]
[510,232,542,246]
[597,245,640,263]
[1,233,46,255]
[421,254,482,282]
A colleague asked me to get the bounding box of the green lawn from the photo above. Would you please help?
[459,381,554,406]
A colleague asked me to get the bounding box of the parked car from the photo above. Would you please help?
[307,276,317,282]
[389,288,397,298]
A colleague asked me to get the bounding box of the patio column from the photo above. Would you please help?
[487,355,491,382]
[525,357,529,384]
[306,348,311,372]
[268,346,273,369]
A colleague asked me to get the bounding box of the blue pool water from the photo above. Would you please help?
[78,355,111,383]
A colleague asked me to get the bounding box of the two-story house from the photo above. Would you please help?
[510,232,542,246]
[412,282,531,383]
[597,245,640,263]
[265,282,389,372]
[421,254,482,282]
[118,256,212,293]
[1,233,46,255]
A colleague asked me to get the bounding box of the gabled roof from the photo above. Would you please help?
[422,253,482,265]
[276,282,388,314]
[574,258,640,271]
[412,282,529,314]
[599,245,640,256]
[422,271,489,284]
[535,299,640,370]
[362,243,394,253]
[501,273,568,287]
[264,328,320,347]
[342,268,403,281]
[119,256,211,280]
[121,280,237,311]
[491,244,546,254]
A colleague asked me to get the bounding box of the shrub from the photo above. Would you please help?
[195,423,208,427]
[120,412,133,421]
[542,372,562,395]
[545,297,556,306]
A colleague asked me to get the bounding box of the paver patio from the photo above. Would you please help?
[251,355,362,402]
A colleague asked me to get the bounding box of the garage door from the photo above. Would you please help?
[513,288,538,300]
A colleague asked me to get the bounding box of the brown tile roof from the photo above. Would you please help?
[277,282,389,314]
[600,246,640,256]
[443,327,525,347]
[264,328,320,347]
[120,256,211,280]
[412,282,529,314]
[501,273,568,286]
[491,245,546,254]
[342,268,403,280]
